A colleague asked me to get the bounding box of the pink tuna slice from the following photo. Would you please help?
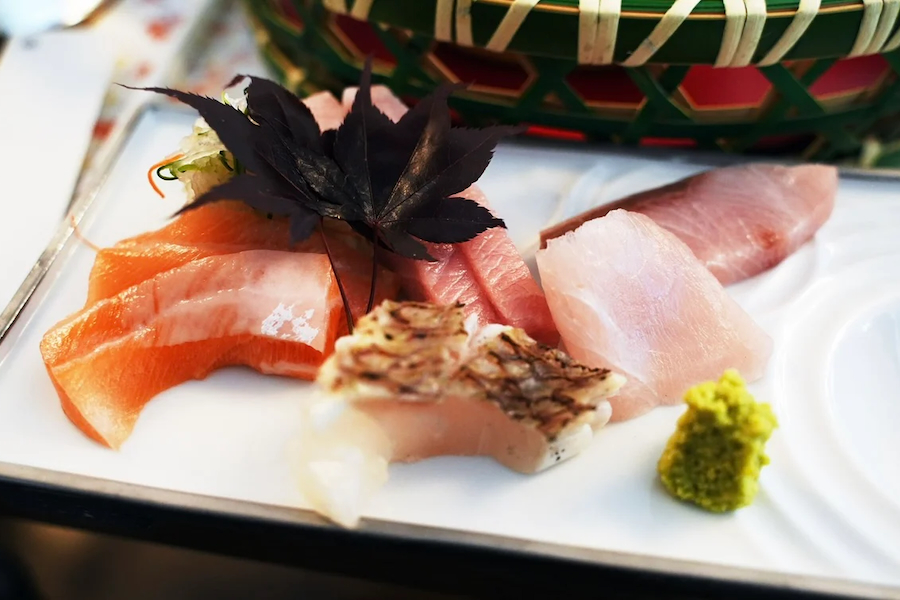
[342,86,559,346]
[536,209,773,422]
[298,88,494,323]
[303,91,347,132]
[388,241,501,326]
[540,164,838,286]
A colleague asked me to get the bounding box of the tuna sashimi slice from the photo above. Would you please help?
[41,250,343,449]
[386,242,500,326]
[456,186,559,346]
[303,90,348,132]
[540,164,838,286]
[341,86,559,346]
[85,203,400,327]
[536,209,773,422]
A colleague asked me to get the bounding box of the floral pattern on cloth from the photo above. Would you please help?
[173,1,274,97]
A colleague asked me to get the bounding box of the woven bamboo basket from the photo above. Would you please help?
[242,0,900,162]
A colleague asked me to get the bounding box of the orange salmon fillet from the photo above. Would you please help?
[86,203,400,327]
[41,250,343,449]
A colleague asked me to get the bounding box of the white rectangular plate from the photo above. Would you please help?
[1,105,899,598]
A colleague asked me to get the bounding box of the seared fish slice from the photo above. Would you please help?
[318,301,470,402]
[450,326,621,472]
[295,301,625,527]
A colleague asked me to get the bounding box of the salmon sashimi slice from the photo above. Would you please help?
[85,202,299,304]
[85,203,400,325]
[41,250,343,449]
[341,86,559,347]
[104,200,373,256]
[114,201,293,248]
[292,301,625,527]
[540,164,838,286]
[87,241,280,305]
[536,210,773,422]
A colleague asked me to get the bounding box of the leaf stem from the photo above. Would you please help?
[366,237,379,314]
[318,220,354,334]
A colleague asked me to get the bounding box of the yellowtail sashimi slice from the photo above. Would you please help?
[537,209,773,422]
[540,164,838,285]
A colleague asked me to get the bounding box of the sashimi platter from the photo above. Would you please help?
[1,61,899,596]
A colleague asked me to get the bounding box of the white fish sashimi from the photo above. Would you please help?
[536,209,773,422]
[540,164,838,285]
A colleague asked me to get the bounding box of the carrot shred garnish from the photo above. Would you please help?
[69,214,101,253]
[146,153,184,199]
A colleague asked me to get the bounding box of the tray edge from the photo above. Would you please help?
[0,102,897,600]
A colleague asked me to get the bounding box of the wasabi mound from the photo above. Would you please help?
[657,369,777,512]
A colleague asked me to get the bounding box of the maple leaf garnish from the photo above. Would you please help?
[329,64,517,262]
[130,58,522,331]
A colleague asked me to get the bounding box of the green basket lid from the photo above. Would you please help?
[313,0,893,67]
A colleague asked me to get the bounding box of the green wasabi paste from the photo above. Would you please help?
[657,369,778,512]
